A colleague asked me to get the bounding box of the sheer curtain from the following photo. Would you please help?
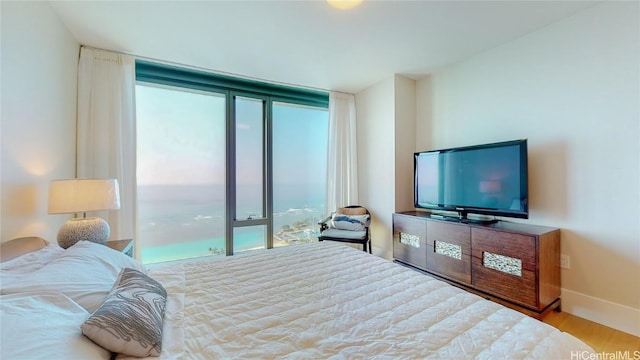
[326,92,358,214]
[76,47,136,245]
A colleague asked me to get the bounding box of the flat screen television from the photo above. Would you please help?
[414,139,528,222]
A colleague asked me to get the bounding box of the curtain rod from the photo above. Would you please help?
[80,45,354,96]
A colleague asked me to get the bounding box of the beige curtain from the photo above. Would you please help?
[76,47,136,249]
[326,92,358,214]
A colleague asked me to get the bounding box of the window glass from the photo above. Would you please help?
[136,84,226,263]
[272,102,329,247]
[233,225,267,253]
[235,97,265,220]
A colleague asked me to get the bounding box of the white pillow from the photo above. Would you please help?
[328,213,370,231]
[0,292,111,360]
[1,241,146,313]
[0,243,64,289]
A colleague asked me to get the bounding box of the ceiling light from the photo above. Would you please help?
[327,0,363,10]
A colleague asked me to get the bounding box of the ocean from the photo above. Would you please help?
[138,184,325,263]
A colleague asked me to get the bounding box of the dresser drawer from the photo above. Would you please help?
[471,228,537,308]
[427,244,471,284]
[393,214,427,270]
[426,222,471,284]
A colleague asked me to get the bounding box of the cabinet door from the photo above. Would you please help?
[393,214,427,270]
[426,221,471,284]
[471,228,538,309]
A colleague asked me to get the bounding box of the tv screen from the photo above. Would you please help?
[414,139,528,220]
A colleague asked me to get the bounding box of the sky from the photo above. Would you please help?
[135,83,328,186]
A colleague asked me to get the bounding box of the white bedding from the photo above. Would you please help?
[123,241,594,359]
[2,241,147,312]
[1,293,111,359]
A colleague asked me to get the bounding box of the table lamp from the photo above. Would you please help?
[48,178,120,249]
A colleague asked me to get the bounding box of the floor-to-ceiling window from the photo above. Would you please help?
[135,61,328,263]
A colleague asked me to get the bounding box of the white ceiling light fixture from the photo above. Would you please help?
[326,0,363,10]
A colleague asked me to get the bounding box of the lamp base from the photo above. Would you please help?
[57,217,110,249]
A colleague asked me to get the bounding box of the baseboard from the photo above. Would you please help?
[561,288,640,337]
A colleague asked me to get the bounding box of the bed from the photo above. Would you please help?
[1,237,595,359]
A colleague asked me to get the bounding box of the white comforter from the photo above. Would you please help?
[128,241,593,359]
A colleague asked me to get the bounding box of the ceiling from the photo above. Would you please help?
[48,1,598,94]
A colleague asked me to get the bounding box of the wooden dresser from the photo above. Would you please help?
[393,211,561,319]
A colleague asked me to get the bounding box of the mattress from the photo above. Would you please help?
[126,241,593,359]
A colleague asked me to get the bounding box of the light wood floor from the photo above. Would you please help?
[543,311,640,353]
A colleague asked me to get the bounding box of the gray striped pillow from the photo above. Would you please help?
[81,268,167,357]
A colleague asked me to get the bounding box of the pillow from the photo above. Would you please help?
[0,292,111,360]
[0,243,64,289]
[337,207,367,215]
[82,268,167,357]
[1,241,147,312]
[328,213,370,231]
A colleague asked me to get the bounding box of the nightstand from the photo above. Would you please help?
[105,239,134,257]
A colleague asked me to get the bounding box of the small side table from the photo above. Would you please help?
[105,239,134,258]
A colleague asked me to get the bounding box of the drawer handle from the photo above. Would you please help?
[399,232,420,248]
[434,240,462,260]
[483,251,522,277]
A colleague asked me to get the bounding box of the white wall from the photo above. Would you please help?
[416,2,639,335]
[356,77,395,259]
[356,75,417,260]
[415,76,432,152]
[1,2,79,243]
[393,76,416,214]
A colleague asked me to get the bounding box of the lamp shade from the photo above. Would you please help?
[48,178,120,215]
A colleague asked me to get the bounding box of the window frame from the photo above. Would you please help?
[136,60,328,108]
